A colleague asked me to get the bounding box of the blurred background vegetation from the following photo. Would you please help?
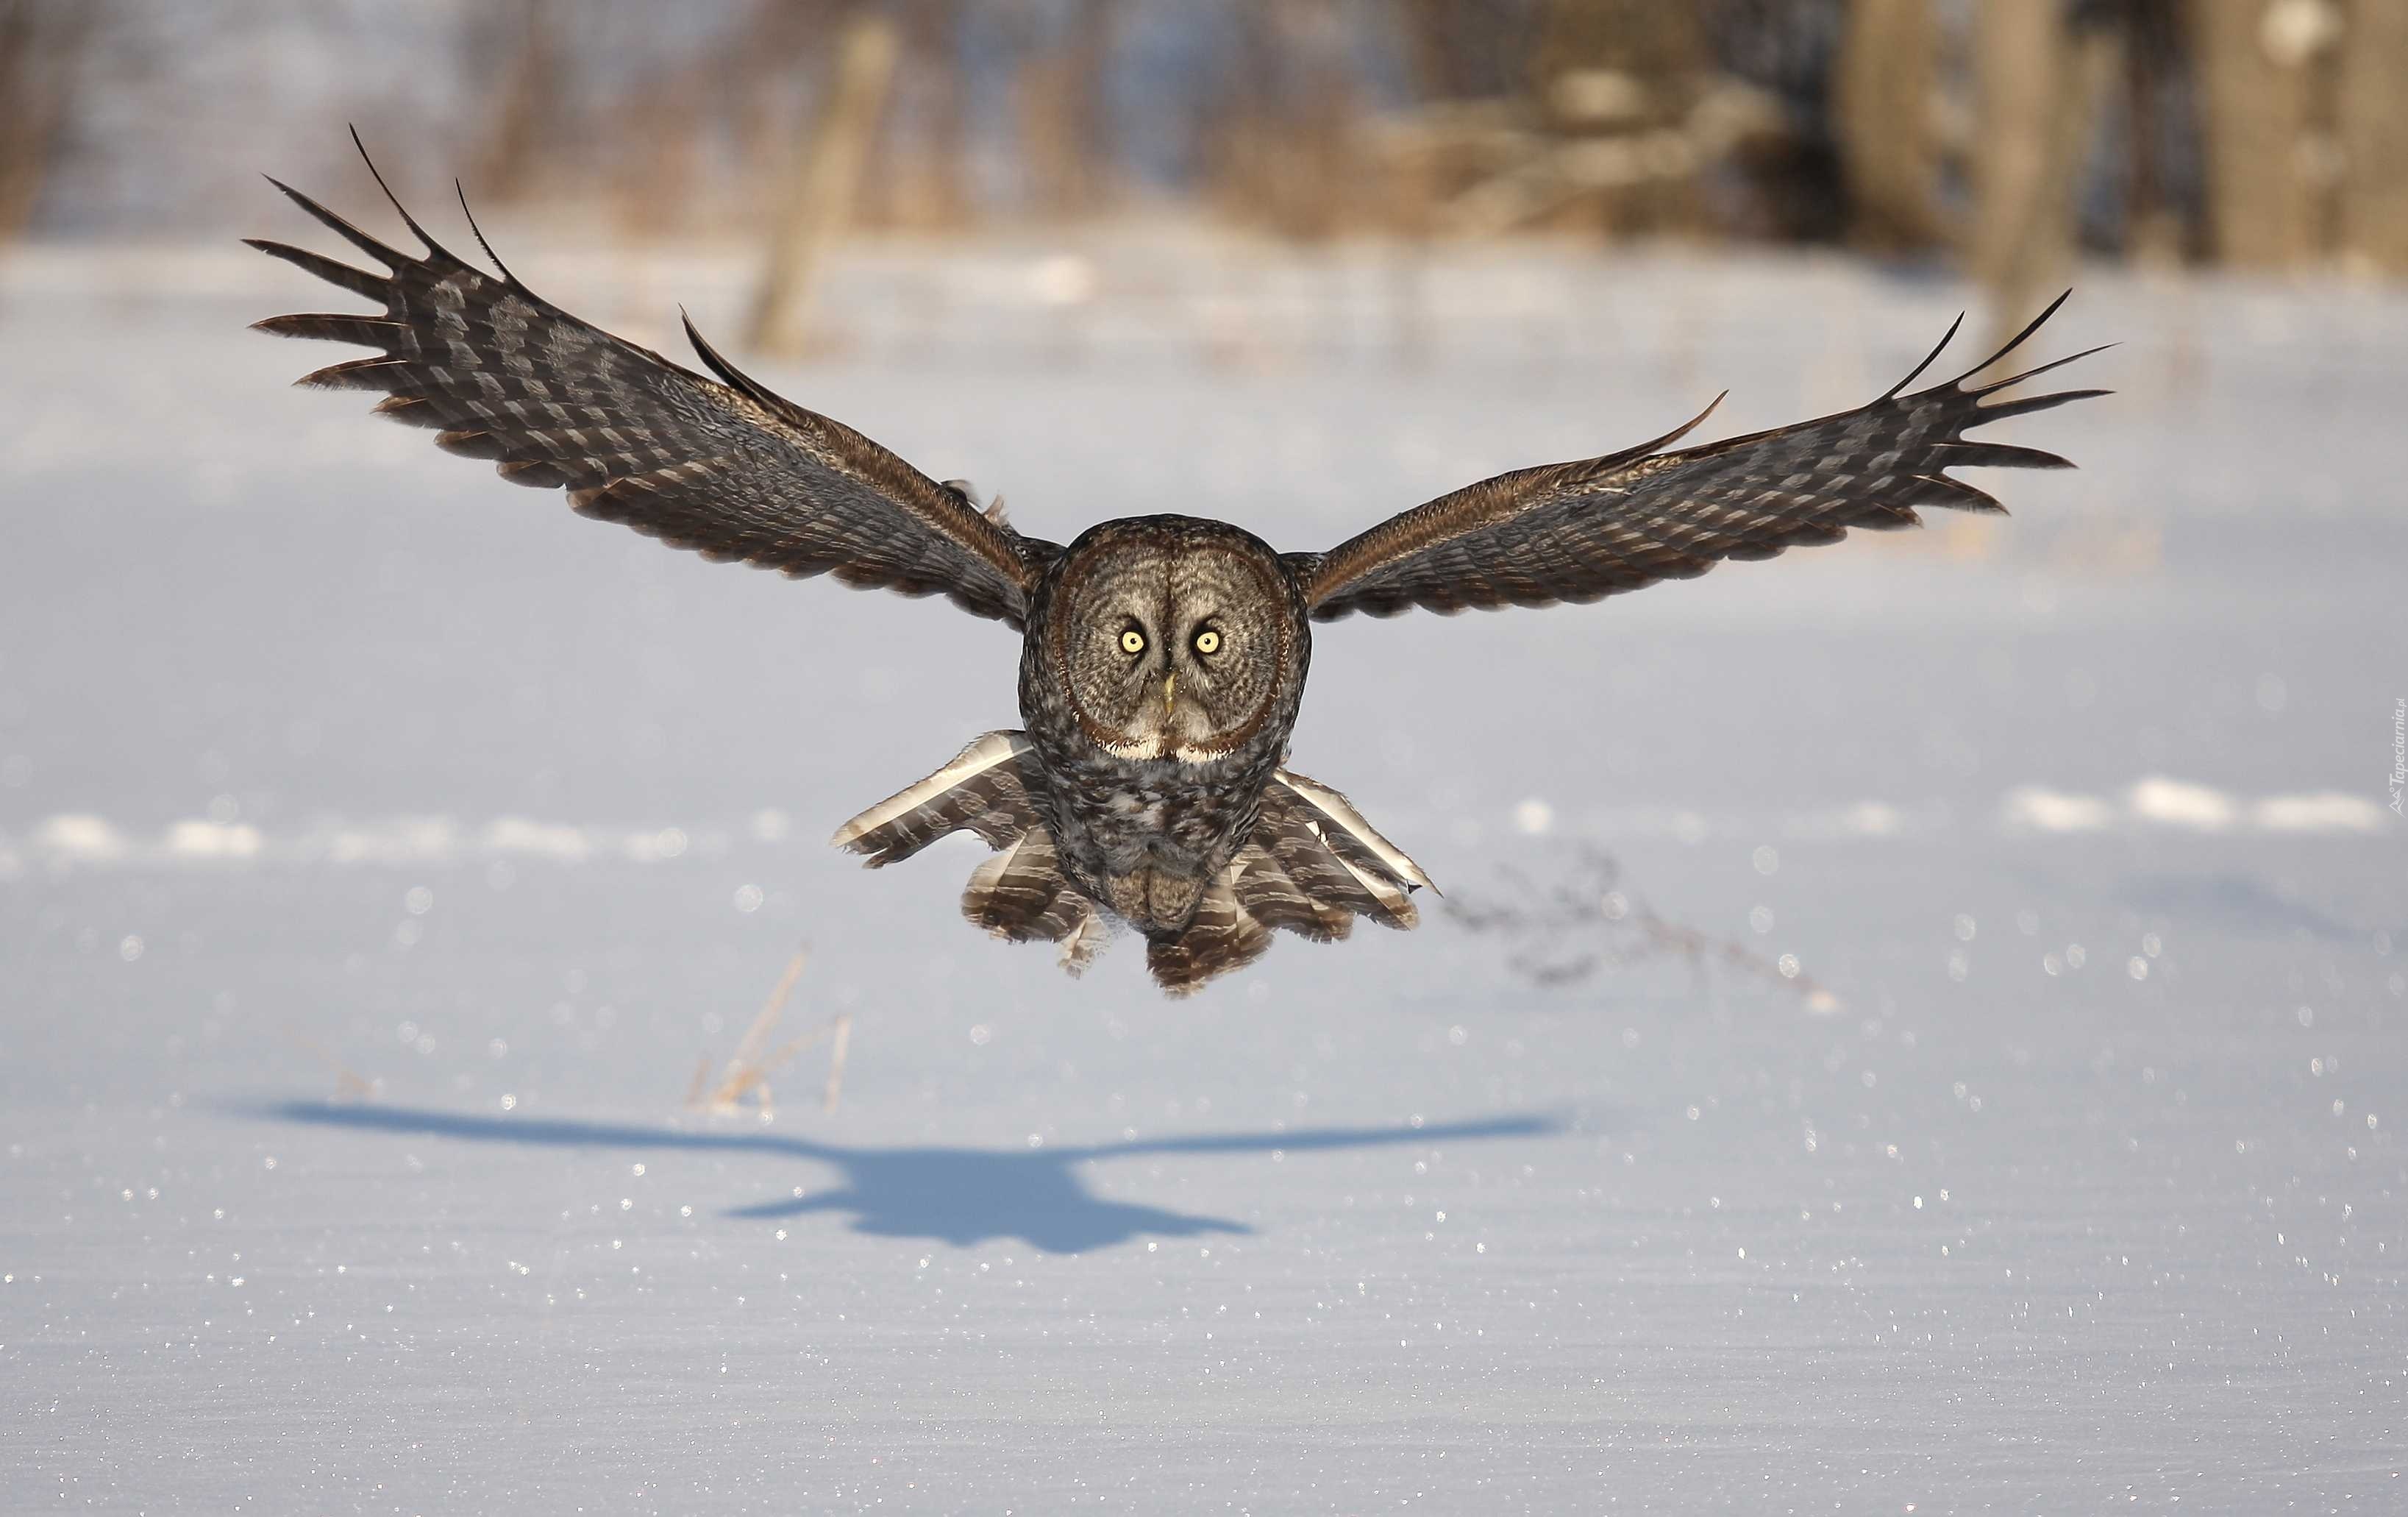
[3,0,2402,348]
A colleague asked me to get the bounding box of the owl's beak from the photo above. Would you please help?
[1161,671,1177,722]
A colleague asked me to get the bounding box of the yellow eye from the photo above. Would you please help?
[1119,628,1146,656]
[1194,629,1222,656]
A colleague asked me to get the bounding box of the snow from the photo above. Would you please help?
[2,234,2402,1511]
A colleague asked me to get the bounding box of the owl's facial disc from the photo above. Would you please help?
[1055,540,1289,763]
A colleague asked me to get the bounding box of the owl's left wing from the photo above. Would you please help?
[1289,296,2106,623]
[249,135,1056,627]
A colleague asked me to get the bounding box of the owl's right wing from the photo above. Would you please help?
[1286,296,2105,623]
[249,137,1056,628]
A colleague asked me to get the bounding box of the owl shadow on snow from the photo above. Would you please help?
[260,1101,1561,1254]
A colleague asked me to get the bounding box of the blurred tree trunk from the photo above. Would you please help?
[1834,0,1941,250]
[2121,0,2190,265]
[865,0,972,232]
[612,67,705,237]
[0,0,96,240]
[1200,0,1280,227]
[746,11,900,356]
[721,0,850,216]
[2336,0,2408,272]
[1396,0,1538,102]
[1019,0,1122,219]
[2187,0,2328,268]
[1970,0,2116,330]
[1199,0,1368,241]
[474,0,566,203]
[1969,0,2062,302]
[911,0,973,230]
[1278,1,1365,242]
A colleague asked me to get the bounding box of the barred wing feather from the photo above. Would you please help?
[1294,295,2106,622]
[249,134,1052,627]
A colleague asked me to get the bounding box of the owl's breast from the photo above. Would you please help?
[1027,737,1280,939]
[1013,515,1311,937]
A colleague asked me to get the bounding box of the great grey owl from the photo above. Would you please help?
[251,145,2104,995]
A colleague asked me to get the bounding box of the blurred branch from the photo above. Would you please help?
[1433,77,1784,238]
[1380,0,1792,241]
[1525,0,1711,236]
[1449,845,1839,1011]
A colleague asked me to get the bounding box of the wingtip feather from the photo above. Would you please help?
[295,355,408,391]
[454,177,516,284]
[1955,289,2077,386]
[1881,309,1966,400]
[681,308,784,410]
[1971,341,2115,397]
[259,176,407,269]
[346,124,464,264]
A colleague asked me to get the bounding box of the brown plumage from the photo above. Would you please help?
[246,134,1053,627]
[830,739,1425,995]
[252,136,2104,996]
[1286,302,2106,621]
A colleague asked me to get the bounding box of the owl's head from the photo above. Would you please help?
[1039,517,1306,764]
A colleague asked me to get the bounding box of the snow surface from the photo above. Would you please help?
[2,234,2403,1512]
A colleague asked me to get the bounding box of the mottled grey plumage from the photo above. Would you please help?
[253,139,2103,995]
[1017,518,1308,947]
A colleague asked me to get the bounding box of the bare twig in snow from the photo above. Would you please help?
[288,1032,379,1104]
[1450,844,1839,1012]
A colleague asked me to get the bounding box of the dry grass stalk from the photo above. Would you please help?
[689,946,853,1115]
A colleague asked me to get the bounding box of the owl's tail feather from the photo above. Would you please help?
[830,730,1045,865]
[1255,768,1433,928]
[961,826,1107,976]
[833,736,1433,995]
[1147,872,1275,995]
[1147,770,1434,997]
[832,730,1106,976]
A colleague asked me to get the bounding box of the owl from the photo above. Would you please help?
[252,143,2104,995]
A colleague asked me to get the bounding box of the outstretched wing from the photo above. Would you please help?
[248,135,1055,627]
[1290,295,2106,622]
